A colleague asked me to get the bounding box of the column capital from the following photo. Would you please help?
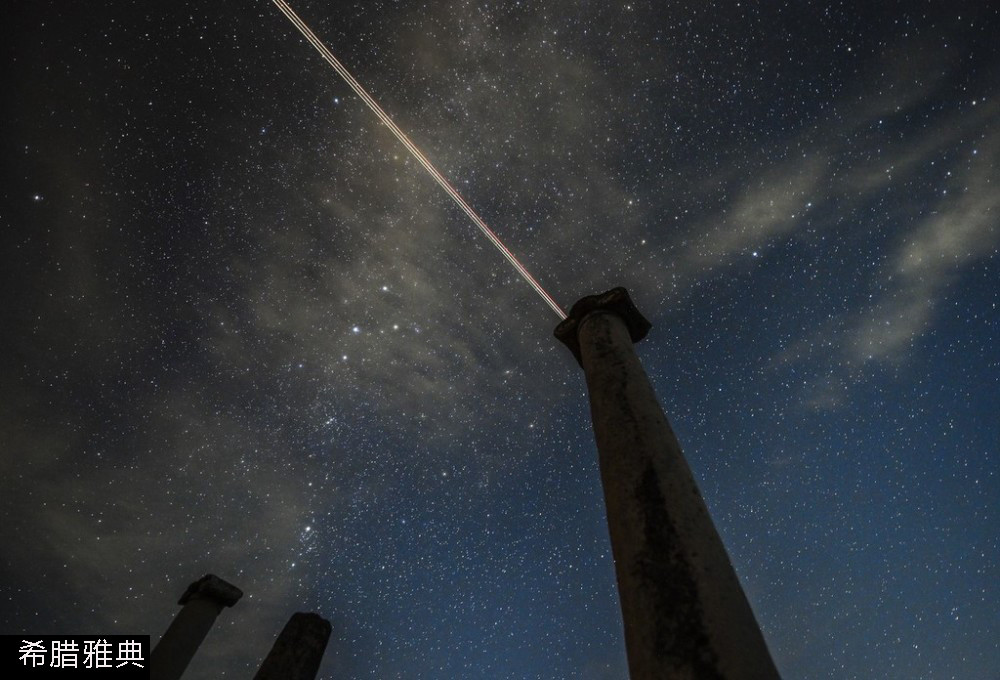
[554,287,651,366]
[178,574,243,608]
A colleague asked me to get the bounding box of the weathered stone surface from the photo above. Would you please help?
[556,288,780,680]
[151,574,242,680]
[253,612,332,680]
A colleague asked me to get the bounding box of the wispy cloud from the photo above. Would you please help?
[663,41,1000,406]
[683,154,828,270]
[847,126,1000,364]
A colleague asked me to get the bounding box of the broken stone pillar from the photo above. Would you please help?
[150,574,243,680]
[253,612,332,680]
[555,287,780,680]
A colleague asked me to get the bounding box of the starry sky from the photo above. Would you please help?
[2,0,998,678]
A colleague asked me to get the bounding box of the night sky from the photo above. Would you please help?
[2,1,998,678]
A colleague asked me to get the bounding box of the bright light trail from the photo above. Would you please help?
[271,0,567,319]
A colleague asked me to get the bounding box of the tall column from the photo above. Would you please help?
[253,612,332,680]
[555,287,780,680]
[150,574,243,680]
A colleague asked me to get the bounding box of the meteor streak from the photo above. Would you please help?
[271,0,567,319]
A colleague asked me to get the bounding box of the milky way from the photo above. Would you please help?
[2,1,997,678]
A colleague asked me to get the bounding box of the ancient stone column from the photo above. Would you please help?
[555,287,780,680]
[149,574,243,680]
[253,612,332,680]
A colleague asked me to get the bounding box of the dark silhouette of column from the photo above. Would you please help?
[555,287,780,680]
[150,574,242,680]
[253,612,332,680]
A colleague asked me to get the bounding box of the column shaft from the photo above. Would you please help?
[575,307,779,680]
[253,612,332,680]
[150,574,242,680]
[150,598,224,680]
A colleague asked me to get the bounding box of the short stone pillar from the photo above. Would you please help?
[555,287,780,680]
[253,612,332,680]
[150,574,243,680]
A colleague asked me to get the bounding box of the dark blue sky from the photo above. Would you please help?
[2,1,997,678]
